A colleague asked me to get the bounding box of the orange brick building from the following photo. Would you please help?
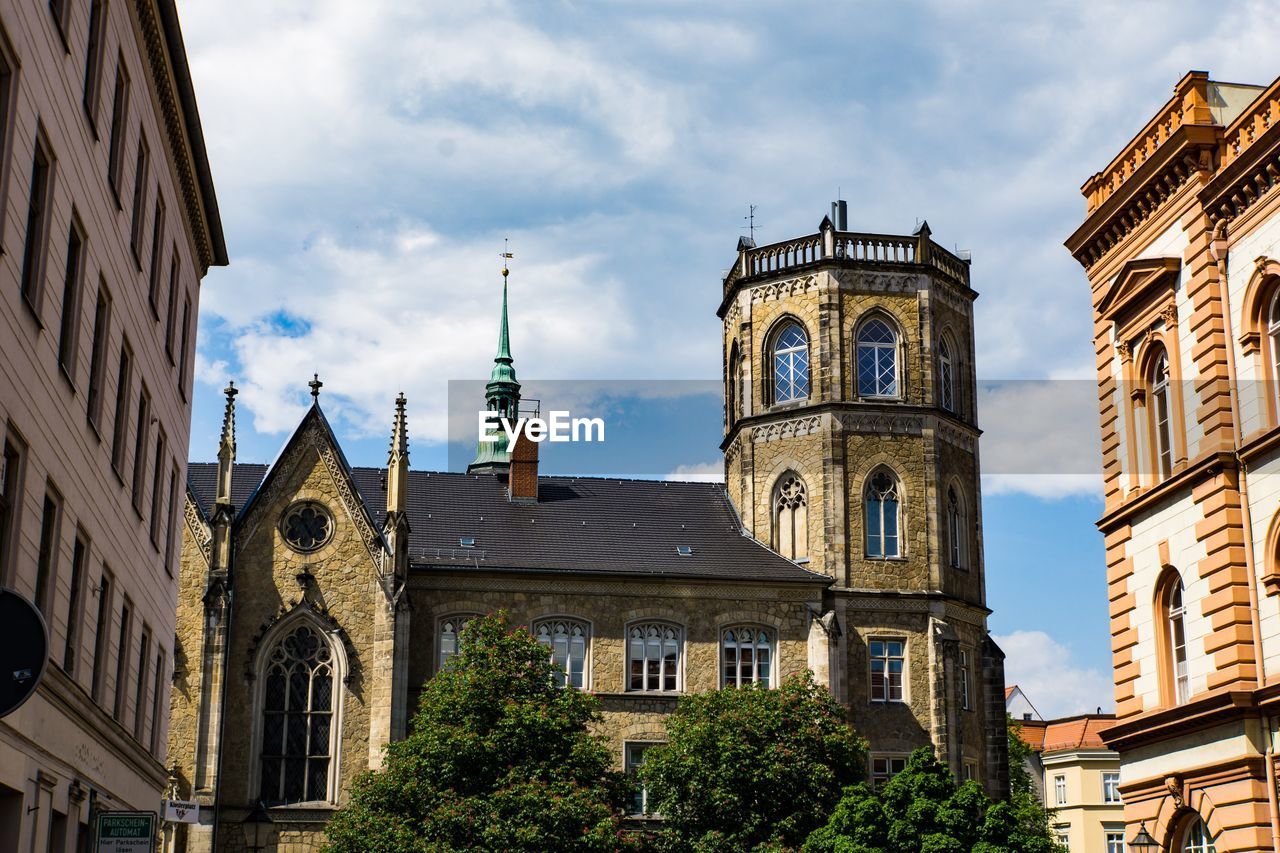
[1068,71,1280,851]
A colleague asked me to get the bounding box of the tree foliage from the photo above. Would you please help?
[640,673,865,852]
[322,612,633,853]
[802,746,1063,853]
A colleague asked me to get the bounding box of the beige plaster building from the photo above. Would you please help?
[0,0,225,850]
[1068,70,1280,851]
[168,209,1007,851]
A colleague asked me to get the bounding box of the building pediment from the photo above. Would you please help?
[1096,257,1182,324]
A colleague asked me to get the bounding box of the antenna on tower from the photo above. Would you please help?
[744,205,757,242]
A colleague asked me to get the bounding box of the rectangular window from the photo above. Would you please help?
[131,386,150,512]
[959,649,971,711]
[1054,774,1067,806]
[1056,828,1070,851]
[0,433,26,585]
[90,571,112,702]
[105,57,128,201]
[63,531,88,673]
[133,627,149,739]
[82,1,107,128]
[128,138,148,263]
[869,637,905,702]
[1105,830,1125,853]
[163,254,178,362]
[149,649,164,754]
[1102,771,1121,804]
[34,488,62,615]
[57,214,86,382]
[163,462,178,576]
[625,742,658,816]
[963,761,976,782]
[113,599,131,721]
[146,197,164,316]
[148,429,165,548]
[110,342,132,476]
[20,133,55,317]
[871,755,907,789]
[86,281,111,431]
[177,296,191,399]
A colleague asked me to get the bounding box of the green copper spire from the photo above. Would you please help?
[469,262,522,473]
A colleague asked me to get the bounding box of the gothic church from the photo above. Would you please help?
[167,208,1008,852]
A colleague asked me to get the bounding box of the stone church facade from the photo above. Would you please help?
[166,211,1008,852]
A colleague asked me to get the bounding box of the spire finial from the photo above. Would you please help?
[309,373,323,400]
[219,381,237,448]
[390,392,409,459]
[216,380,238,506]
[387,392,410,514]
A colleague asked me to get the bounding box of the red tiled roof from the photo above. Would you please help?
[1005,685,1016,700]
[1014,719,1047,751]
[1040,715,1115,754]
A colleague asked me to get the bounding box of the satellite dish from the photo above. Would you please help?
[0,588,49,718]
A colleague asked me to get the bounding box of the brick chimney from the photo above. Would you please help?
[508,432,538,503]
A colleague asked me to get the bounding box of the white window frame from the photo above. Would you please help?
[1182,817,1216,853]
[625,741,660,816]
[870,753,908,788]
[1269,289,1280,412]
[856,316,901,399]
[865,469,903,558]
[1168,580,1189,705]
[869,636,906,703]
[770,321,811,405]
[1151,351,1174,479]
[531,616,590,690]
[959,649,972,711]
[1105,829,1125,853]
[437,613,480,673]
[246,612,347,807]
[1102,771,1121,804]
[720,625,775,688]
[626,622,683,693]
[1054,773,1068,806]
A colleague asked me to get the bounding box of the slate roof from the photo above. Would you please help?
[187,463,828,584]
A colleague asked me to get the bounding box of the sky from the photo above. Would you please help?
[175,0,1280,719]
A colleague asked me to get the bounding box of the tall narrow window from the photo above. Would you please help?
[57,216,86,381]
[34,489,61,615]
[1269,290,1280,413]
[128,138,148,262]
[857,317,899,398]
[86,282,111,430]
[106,58,128,199]
[533,618,588,689]
[113,599,131,721]
[1054,774,1067,805]
[48,0,71,43]
[628,623,681,692]
[869,637,905,702]
[20,135,54,315]
[111,342,133,475]
[149,649,164,754]
[177,296,191,399]
[865,470,901,558]
[130,387,150,512]
[437,616,474,670]
[625,743,657,816]
[259,623,334,804]
[721,626,773,687]
[146,197,164,315]
[91,572,112,702]
[164,255,179,361]
[947,486,964,569]
[1167,578,1189,704]
[163,463,178,576]
[64,532,88,673]
[82,1,107,126]
[771,322,810,404]
[727,343,740,425]
[939,336,956,413]
[133,628,150,739]
[148,430,166,547]
[772,473,808,561]
[958,649,971,710]
[1102,772,1121,804]
[1151,350,1174,479]
[0,42,15,248]
[0,434,26,585]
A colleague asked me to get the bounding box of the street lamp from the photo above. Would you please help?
[241,801,273,853]
[1128,821,1159,851]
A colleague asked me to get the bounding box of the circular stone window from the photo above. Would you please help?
[280,501,334,552]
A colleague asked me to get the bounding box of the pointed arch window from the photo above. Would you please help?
[939,336,956,413]
[946,486,965,569]
[857,318,899,398]
[773,473,808,561]
[258,623,336,805]
[865,470,901,558]
[1180,816,1217,852]
[534,618,588,689]
[728,342,742,424]
[627,623,681,692]
[721,626,773,687]
[1149,349,1174,479]
[1167,578,1189,704]
[438,615,477,671]
[771,322,810,404]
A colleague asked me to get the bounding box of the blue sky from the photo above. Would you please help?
[177,0,1280,717]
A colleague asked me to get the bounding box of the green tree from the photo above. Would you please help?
[640,673,865,852]
[803,746,1063,853]
[323,612,633,853]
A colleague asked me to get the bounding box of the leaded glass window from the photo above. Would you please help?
[869,637,905,702]
[722,626,773,687]
[281,501,333,552]
[534,618,588,689]
[865,471,901,558]
[947,486,964,568]
[773,474,808,561]
[772,323,810,404]
[259,623,333,804]
[857,318,898,398]
[628,623,681,691]
[438,615,474,670]
[939,336,955,412]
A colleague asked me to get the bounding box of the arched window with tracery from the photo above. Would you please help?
[258,622,336,805]
[946,486,965,569]
[534,618,589,689]
[438,614,477,671]
[773,473,808,561]
[771,322,810,404]
[1157,571,1190,706]
[1149,347,1174,479]
[721,626,774,687]
[865,469,901,558]
[939,335,956,414]
[1179,815,1217,852]
[627,623,681,692]
[857,317,899,398]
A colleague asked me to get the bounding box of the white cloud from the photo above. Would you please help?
[665,462,725,483]
[994,630,1114,719]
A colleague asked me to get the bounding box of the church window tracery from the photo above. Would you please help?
[627,623,681,692]
[721,626,773,687]
[857,317,899,398]
[772,473,808,561]
[771,322,810,404]
[281,501,333,553]
[533,618,588,689]
[258,622,335,804]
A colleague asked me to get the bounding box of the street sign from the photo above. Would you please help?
[95,811,156,853]
[0,587,49,718]
[162,799,199,823]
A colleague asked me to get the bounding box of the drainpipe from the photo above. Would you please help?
[1210,222,1280,849]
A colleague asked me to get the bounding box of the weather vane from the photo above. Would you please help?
[500,238,513,279]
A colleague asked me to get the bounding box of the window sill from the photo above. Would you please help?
[864,555,907,562]
[604,691,683,698]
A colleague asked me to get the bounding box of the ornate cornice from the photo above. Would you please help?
[748,273,821,306]
[752,414,822,443]
[838,412,924,437]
